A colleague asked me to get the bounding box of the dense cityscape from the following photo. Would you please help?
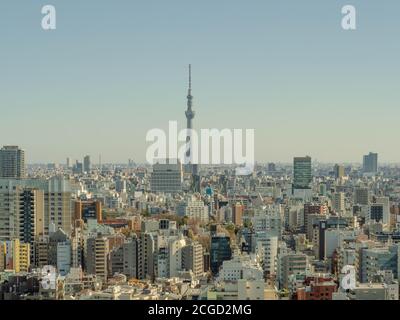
[1,75,400,301]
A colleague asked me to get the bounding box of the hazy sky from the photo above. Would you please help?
[1,1,399,164]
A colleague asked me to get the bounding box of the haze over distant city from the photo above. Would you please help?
[1,1,400,163]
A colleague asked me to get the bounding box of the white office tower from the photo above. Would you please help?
[0,146,26,178]
[218,254,264,282]
[150,159,183,194]
[255,233,278,277]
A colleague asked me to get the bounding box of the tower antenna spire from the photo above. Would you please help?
[188,64,192,93]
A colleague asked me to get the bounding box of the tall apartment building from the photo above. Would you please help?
[45,178,73,236]
[86,234,109,282]
[0,186,44,245]
[33,235,49,268]
[137,232,155,280]
[255,233,278,277]
[3,239,30,273]
[0,146,26,178]
[182,241,204,278]
[304,203,328,240]
[0,178,73,237]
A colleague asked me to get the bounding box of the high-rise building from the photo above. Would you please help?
[0,146,26,178]
[123,237,139,279]
[0,186,44,244]
[73,161,83,175]
[354,187,369,206]
[368,198,390,226]
[267,163,276,172]
[109,246,124,276]
[45,178,73,235]
[232,202,244,227]
[33,235,49,268]
[182,241,204,278]
[255,233,278,277]
[0,242,5,272]
[5,177,73,236]
[363,152,378,173]
[66,157,71,169]
[86,234,109,282]
[334,164,345,179]
[168,236,187,278]
[83,155,91,173]
[138,232,155,280]
[293,156,312,189]
[333,192,345,214]
[4,239,30,273]
[150,159,183,194]
[210,234,232,275]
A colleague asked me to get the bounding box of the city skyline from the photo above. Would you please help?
[2,1,400,163]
